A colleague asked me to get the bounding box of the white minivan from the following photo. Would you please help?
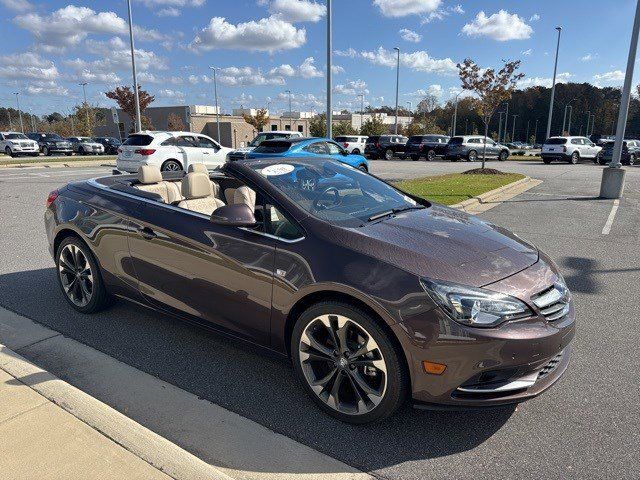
[117,131,232,172]
[541,136,602,164]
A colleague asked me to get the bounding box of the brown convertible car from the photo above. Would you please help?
[45,158,575,423]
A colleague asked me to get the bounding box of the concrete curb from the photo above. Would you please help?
[0,343,234,480]
[0,159,115,169]
[451,176,543,214]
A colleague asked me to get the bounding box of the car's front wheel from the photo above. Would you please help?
[427,149,436,161]
[291,301,409,424]
[357,164,368,172]
[43,146,50,156]
[384,149,394,161]
[4,147,14,158]
[161,159,183,171]
[467,150,477,162]
[56,237,113,314]
[569,151,580,164]
[499,150,509,161]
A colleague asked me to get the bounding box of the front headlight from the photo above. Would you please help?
[421,279,532,328]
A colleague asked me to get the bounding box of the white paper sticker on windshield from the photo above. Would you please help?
[261,164,295,176]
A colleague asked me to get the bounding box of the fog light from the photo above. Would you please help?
[422,361,446,375]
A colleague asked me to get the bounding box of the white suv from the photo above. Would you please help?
[0,131,39,157]
[117,131,232,172]
[334,135,368,155]
[542,136,602,164]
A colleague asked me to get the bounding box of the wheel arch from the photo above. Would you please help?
[53,227,89,258]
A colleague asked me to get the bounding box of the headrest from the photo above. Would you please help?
[188,163,208,173]
[182,172,213,199]
[234,186,256,212]
[138,165,162,184]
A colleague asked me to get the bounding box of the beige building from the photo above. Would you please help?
[332,112,413,132]
[96,105,310,148]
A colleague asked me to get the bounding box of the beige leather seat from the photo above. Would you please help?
[224,186,256,212]
[188,163,222,200]
[177,172,225,215]
[135,165,182,203]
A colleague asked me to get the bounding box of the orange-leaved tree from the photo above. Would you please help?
[105,86,155,132]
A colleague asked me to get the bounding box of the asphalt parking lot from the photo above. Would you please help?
[0,159,638,479]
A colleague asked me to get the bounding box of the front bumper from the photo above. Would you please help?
[8,145,39,153]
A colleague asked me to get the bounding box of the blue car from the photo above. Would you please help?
[242,137,369,172]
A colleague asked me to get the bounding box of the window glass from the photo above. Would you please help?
[198,136,218,149]
[161,137,177,146]
[571,138,582,145]
[304,142,327,154]
[547,138,567,145]
[254,141,292,154]
[326,142,343,155]
[123,134,153,146]
[297,125,304,133]
[266,206,303,240]
[5,133,28,139]
[176,136,198,147]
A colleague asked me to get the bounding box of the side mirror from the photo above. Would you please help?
[210,204,257,227]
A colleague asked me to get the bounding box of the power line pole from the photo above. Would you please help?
[209,66,221,143]
[79,82,90,134]
[393,46,400,134]
[13,93,24,133]
[126,0,142,133]
[326,0,332,139]
[546,26,563,141]
[452,91,462,136]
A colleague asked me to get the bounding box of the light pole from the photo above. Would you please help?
[498,111,504,142]
[209,66,221,143]
[393,46,400,134]
[567,105,573,134]
[590,114,596,136]
[126,0,142,133]
[29,107,36,132]
[285,89,293,132]
[13,93,24,133]
[69,109,75,136]
[79,82,90,134]
[503,102,509,143]
[586,110,591,137]
[534,118,539,144]
[452,91,462,136]
[512,114,518,142]
[357,93,365,132]
[525,119,530,144]
[326,0,332,139]
[546,26,563,141]
[406,101,412,112]
[600,0,640,198]
[6,110,12,131]
[464,118,468,135]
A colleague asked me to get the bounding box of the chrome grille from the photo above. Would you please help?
[537,351,563,380]
[532,283,570,322]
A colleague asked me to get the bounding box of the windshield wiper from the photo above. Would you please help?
[367,205,424,222]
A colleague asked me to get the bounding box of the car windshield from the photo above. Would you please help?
[250,160,426,227]
[43,134,63,140]
[248,133,291,147]
[6,133,28,139]
[253,141,292,154]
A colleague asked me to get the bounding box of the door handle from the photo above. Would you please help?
[203,151,210,154]
[137,226,157,240]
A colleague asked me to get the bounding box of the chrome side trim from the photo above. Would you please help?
[456,372,538,394]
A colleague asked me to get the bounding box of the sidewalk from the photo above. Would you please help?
[0,364,171,480]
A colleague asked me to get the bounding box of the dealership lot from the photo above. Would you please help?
[0,160,638,479]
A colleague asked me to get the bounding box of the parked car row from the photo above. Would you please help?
[0,131,123,158]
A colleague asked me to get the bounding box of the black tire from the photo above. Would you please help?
[569,151,579,164]
[66,152,73,156]
[161,159,183,172]
[629,154,636,166]
[79,146,85,155]
[426,149,436,162]
[357,164,368,172]
[410,155,419,161]
[43,146,51,156]
[5,147,14,158]
[384,149,394,161]
[467,150,477,162]
[543,158,552,165]
[351,149,360,155]
[291,301,409,424]
[499,150,508,161]
[55,236,113,314]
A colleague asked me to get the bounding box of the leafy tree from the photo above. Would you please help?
[404,121,424,136]
[46,112,64,123]
[105,85,155,131]
[360,114,386,136]
[166,113,185,131]
[242,108,270,131]
[309,113,327,137]
[333,121,358,136]
[416,94,439,113]
[458,58,524,169]
[72,102,98,136]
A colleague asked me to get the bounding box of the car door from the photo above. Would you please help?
[126,185,276,345]
[583,138,598,158]
[196,135,225,168]
[486,139,500,157]
[175,135,203,168]
[571,138,584,157]
[302,141,328,157]
[325,140,349,161]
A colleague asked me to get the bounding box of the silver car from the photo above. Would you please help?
[67,137,105,155]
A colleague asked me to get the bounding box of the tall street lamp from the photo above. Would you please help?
[586,110,591,136]
[512,114,519,142]
[326,0,332,139]
[562,104,573,134]
[498,111,504,142]
[13,92,24,133]
[393,46,400,134]
[502,102,509,143]
[357,93,365,131]
[209,66,221,143]
[452,91,462,136]
[590,114,596,136]
[534,118,539,144]
[79,82,90,134]
[285,89,293,132]
[600,0,640,199]
[546,26,563,141]
[126,0,142,133]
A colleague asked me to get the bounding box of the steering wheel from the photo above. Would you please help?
[313,186,342,210]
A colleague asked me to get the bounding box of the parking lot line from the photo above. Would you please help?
[602,199,620,235]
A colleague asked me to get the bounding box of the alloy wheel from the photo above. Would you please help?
[299,314,387,415]
[427,150,436,161]
[162,160,182,171]
[468,151,477,162]
[58,244,93,307]
[384,149,393,160]
[630,154,636,166]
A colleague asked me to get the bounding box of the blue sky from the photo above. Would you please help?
[0,0,638,116]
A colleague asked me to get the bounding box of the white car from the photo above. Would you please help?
[334,135,368,155]
[67,136,104,155]
[117,131,232,173]
[541,136,602,164]
[0,131,39,157]
[229,131,303,160]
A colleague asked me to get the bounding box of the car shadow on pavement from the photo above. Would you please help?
[0,267,515,474]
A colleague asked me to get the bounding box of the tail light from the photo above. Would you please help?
[135,149,156,156]
[375,142,380,148]
[46,189,59,208]
[342,142,349,148]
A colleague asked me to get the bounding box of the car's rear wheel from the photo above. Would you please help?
[543,158,552,164]
[467,150,477,162]
[56,237,112,314]
[291,301,408,424]
[43,146,50,156]
[384,149,393,161]
[410,155,419,161]
[569,151,579,164]
[161,159,183,172]
[4,147,14,158]
[357,164,368,172]
[427,149,436,161]
[78,146,85,155]
[499,150,508,161]
[352,149,360,155]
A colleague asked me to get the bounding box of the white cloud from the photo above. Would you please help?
[269,57,322,78]
[0,0,33,12]
[82,38,169,72]
[593,70,625,85]
[518,72,571,89]
[373,0,441,18]
[421,3,464,24]
[360,46,457,75]
[217,66,286,86]
[190,16,306,52]
[140,0,205,16]
[25,80,68,96]
[266,0,326,22]
[331,65,345,74]
[158,7,180,16]
[406,84,442,98]
[334,79,368,95]
[0,52,59,80]
[335,48,357,58]
[581,53,598,62]
[157,89,185,99]
[530,14,540,21]
[522,48,533,56]
[462,10,533,41]
[277,92,323,108]
[399,28,422,43]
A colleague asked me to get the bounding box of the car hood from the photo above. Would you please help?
[337,205,538,287]
[233,146,255,154]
